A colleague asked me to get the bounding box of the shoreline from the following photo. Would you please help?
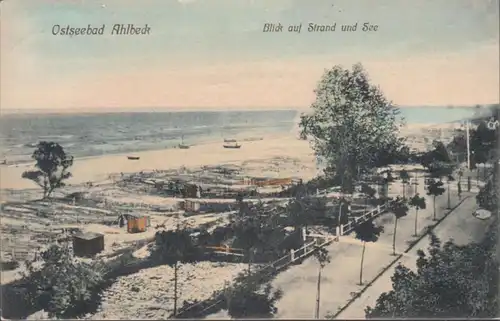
[0,122,450,168]
[1,133,270,168]
[0,132,313,190]
[0,123,448,191]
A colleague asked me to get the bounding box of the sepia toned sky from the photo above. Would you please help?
[1,0,499,111]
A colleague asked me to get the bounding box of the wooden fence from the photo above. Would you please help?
[172,199,396,318]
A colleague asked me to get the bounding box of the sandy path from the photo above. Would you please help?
[336,195,492,319]
[0,134,315,190]
[270,179,464,319]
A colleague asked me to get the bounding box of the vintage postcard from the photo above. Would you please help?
[0,0,499,319]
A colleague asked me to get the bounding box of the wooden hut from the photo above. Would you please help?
[72,232,104,257]
[184,200,201,212]
[127,215,148,233]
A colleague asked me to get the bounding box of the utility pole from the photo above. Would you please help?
[315,266,322,319]
[466,120,471,170]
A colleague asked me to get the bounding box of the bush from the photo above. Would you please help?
[22,245,105,319]
[476,180,498,212]
[365,233,498,318]
[225,282,283,318]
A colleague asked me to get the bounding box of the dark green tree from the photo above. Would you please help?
[390,197,409,255]
[286,196,328,234]
[408,194,426,236]
[365,233,498,318]
[476,180,498,212]
[377,168,395,201]
[446,175,455,209]
[224,281,283,318]
[399,169,410,198]
[299,63,403,192]
[353,220,384,285]
[22,142,74,198]
[22,244,105,319]
[425,179,445,220]
[360,183,377,209]
[313,246,331,318]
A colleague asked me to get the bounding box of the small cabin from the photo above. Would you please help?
[73,232,104,257]
[127,215,148,233]
[181,200,200,212]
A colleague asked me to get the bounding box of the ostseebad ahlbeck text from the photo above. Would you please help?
[51,24,151,36]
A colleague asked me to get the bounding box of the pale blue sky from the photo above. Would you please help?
[1,0,499,110]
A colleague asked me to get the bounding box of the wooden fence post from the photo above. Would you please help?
[290,249,295,262]
[340,224,344,236]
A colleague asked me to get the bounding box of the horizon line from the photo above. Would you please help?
[2,103,499,115]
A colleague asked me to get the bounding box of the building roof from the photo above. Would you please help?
[73,231,104,240]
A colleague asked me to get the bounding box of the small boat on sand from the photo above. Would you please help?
[223,141,241,149]
[178,135,190,149]
[127,156,140,160]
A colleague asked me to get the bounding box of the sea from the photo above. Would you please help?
[0,107,480,165]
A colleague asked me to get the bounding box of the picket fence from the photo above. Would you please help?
[172,199,396,318]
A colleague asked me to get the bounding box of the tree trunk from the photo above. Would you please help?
[392,218,398,255]
[359,241,366,285]
[247,250,252,274]
[402,183,406,198]
[433,196,436,220]
[447,182,451,209]
[315,266,322,319]
[173,260,178,316]
[414,209,419,236]
[337,205,342,233]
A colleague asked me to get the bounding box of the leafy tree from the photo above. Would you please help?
[224,281,283,318]
[353,220,384,285]
[390,197,409,255]
[22,142,74,198]
[379,169,395,201]
[360,183,377,209]
[470,122,496,167]
[22,244,105,319]
[447,129,467,163]
[299,63,403,193]
[399,169,410,198]
[425,179,445,220]
[446,175,455,209]
[420,141,453,170]
[233,220,261,273]
[365,233,498,318]
[425,161,454,181]
[286,196,328,233]
[476,180,498,212]
[361,183,377,198]
[336,197,351,228]
[313,246,331,318]
[408,194,426,236]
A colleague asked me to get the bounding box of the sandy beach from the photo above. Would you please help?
[0,123,453,191]
[0,134,316,191]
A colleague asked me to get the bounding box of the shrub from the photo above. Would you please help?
[22,245,105,319]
